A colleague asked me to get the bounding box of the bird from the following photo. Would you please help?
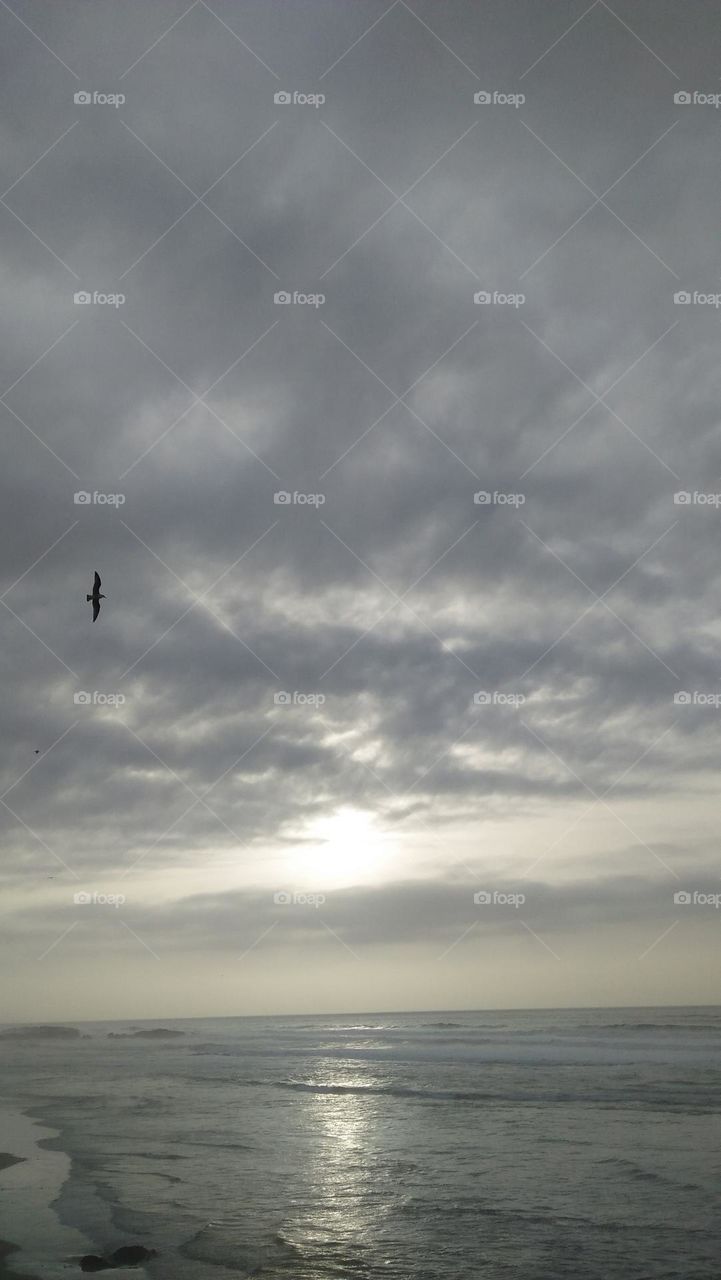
[87,570,106,622]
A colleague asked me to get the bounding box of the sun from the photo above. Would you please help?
[297,807,394,887]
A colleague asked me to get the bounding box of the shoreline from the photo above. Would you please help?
[0,1109,95,1279]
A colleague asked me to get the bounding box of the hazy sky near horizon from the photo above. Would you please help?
[1,0,720,1021]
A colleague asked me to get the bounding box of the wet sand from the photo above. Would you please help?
[0,1238,41,1280]
[0,1156,39,1280]
[0,1155,40,1279]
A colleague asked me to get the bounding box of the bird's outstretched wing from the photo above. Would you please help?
[94,571,101,590]
[92,598,101,622]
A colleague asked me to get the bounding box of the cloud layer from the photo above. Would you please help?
[1,0,720,1016]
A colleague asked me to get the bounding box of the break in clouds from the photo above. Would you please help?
[1,0,720,1017]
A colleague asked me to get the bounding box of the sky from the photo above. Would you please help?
[1,0,720,1022]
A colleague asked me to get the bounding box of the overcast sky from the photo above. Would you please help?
[1,0,720,1022]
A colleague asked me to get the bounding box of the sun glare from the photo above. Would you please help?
[297,808,395,887]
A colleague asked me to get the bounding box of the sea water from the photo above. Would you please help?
[1,1007,719,1278]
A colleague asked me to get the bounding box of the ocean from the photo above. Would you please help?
[0,1007,719,1279]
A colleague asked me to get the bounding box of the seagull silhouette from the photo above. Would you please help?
[87,570,106,622]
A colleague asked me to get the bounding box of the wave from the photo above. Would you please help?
[236,1078,706,1107]
[420,1021,465,1028]
[204,1075,526,1102]
[189,1037,721,1071]
[270,1079,490,1101]
[597,1158,704,1191]
[599,1021,721,1032]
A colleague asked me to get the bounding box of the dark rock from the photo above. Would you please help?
[79,1245,158,1271]
[2,1024,81,1039]
[109,1245,158,1266]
